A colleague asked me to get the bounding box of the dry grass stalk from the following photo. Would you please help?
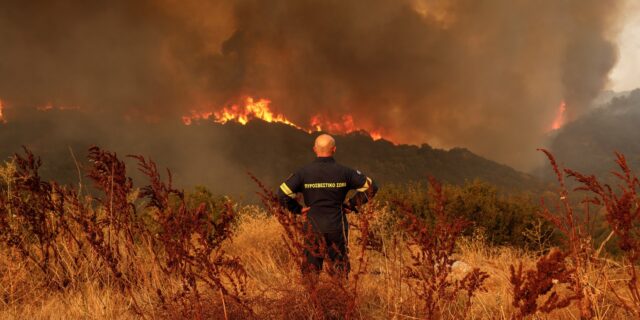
[0,147,253,319]
[397,177,489,319]
[131,154,253,318]
[562,152,640,317]
[509,247,581,319]
[538,149,598,319]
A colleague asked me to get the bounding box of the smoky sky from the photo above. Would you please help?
[0,0,622,170]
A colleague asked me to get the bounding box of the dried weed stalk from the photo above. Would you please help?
[0,146,252,318]
[538,149,596,318]
[509,248,581,320]
[132,154,252,318]
[563,152,640,317]
[0,147,71,288]
[397,177,489,319]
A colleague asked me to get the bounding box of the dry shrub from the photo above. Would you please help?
[534,149,640,319]
[68,147,142,290]
[562,152,640,317]
[0,147,148,292]
[5,146,640,319]
[154,290,253,320]
[258,281,353,320]
[509,248,581,319]
[396,177,489,319]
[0,148,70,289]
[536,149,597,318]
[0,147,253,319]
[131,153,252,318]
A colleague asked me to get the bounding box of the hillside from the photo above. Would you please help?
[545,89,640,182]
[0,110,541,198]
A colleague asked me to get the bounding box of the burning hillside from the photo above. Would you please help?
[0,108,541,197]
[181,97,385,141]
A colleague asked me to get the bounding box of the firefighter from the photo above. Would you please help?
[277,134,378,276]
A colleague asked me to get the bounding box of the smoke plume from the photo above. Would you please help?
[0,0,623,169]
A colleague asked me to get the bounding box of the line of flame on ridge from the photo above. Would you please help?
[0,99,80,124]
[181,97,385,141]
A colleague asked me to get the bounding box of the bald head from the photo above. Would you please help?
[313,134,336,157]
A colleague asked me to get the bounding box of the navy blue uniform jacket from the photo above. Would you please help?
[277,157,377,233]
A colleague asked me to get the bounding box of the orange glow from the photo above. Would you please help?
[369,131,383,141]
[37,103,80,111]
[310,114,384,141]
[181,111,213,125]
[0,99,5,123]
[182,97,386,141]
[182,97,303,130]
[1,100,83,123]
[550,101,567,131]
[38,104,54,111]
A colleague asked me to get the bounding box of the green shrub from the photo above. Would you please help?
[377,179,556,248]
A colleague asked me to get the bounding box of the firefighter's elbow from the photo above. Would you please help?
[370,180,379,197]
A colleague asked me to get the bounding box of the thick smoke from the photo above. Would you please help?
[0,0,623,170]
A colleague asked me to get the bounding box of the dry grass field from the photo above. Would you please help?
[1,147,639,319]
[0,209,635,320]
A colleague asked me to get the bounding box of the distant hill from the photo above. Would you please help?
[545,89,640,183]
[0,110,542,199]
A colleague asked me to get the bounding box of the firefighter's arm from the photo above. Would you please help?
[277,173,304,214]
[346,170,378,212]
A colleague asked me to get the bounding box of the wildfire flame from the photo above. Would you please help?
[310,114,383,140]
[37,103,80,111]
[0,101,81,124]
[1,95,386,140]
[182,97,302,129]
[0,99,5,123]
[182,97,385,141]
[550,101,566,131]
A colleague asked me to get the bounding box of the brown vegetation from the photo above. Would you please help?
[1,147,640,319]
